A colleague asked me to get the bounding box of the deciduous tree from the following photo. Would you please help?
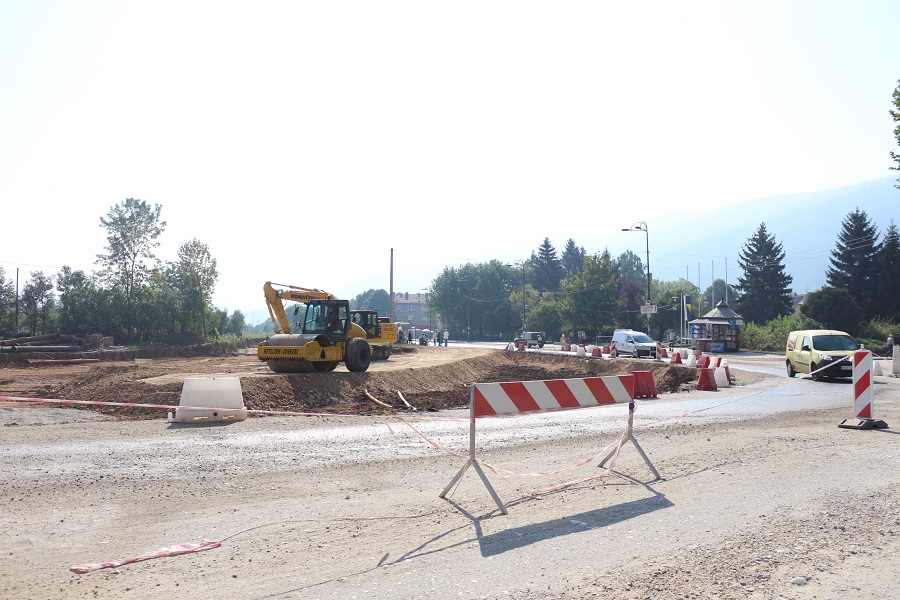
[351,289,390,315]
[96,198,167,340]
[55,266,102,334]
[801,287,863,334]
[557,252,618,337]
[615,250,645,290]
[21,271,55,335]
[171,238,218,337]
[0,266,16,334]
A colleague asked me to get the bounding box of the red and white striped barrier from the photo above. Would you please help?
[441,375,660,514]
[854,350,873,419]
[473,376,633,417]
[839,350,888,430]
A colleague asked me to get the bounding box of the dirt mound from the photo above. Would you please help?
[47,351,700,420]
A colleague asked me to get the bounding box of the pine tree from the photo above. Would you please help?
[560,239,586,277]
[734,223,793,324]
[532,238,563,292]
[826,208,880,314]
[874,220,900,319]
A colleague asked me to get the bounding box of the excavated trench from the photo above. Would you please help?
[43,349,700,420]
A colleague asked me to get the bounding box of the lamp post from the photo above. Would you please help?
[622,221,651,328]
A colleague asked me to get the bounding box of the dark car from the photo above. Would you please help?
[514,331,545,348]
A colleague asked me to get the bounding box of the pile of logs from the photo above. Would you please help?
[0,333,86,353]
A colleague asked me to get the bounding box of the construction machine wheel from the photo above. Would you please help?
[370,345,391,361]
[345,337,371,372]
[312,361,338,373]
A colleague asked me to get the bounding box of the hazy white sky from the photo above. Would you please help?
[3,1,899,319]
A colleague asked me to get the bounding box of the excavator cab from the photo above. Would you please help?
[304,300,350,339]
[350,310,380,338]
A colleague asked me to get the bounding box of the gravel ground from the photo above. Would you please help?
[1,350,898,599]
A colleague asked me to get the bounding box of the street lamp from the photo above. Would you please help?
[622,221,651,328]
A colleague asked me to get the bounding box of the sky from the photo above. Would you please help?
[2,1,899,323]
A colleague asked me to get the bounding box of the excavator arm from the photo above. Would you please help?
[263,281,336,334]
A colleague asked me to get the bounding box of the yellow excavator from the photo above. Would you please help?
[256,282,396,373]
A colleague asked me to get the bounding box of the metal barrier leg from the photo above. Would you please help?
[440,402,509,515]
[472,461,508,515]
[599,403,661,481]
[440,460,471,498]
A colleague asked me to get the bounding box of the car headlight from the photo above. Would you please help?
[818,353,832,360]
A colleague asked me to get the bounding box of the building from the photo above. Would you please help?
[688,300,744,353]
[392,292,433,331]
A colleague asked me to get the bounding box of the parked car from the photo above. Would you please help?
[514,331,546,348]
[611,329,657,358]
[786,329,859,379]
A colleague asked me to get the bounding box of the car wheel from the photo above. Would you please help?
[632,350,638,359]
[786,361,796,378]
[810,362,820,381]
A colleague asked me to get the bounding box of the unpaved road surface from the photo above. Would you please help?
[1,347,898,599]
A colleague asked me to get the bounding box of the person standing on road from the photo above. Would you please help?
[888,334,894,357]
[443,328,449,346]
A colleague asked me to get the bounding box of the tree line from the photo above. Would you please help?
[420,209,899,345]
[0,198,245,343]
[1,205,896,348]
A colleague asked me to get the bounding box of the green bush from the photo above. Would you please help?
[856,317,898,355]
[741,314,816,352]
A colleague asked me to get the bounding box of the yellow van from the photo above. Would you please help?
[785,330,859,380]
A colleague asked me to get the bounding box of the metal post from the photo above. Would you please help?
[622,222,650,331]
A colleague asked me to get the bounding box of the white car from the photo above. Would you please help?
[611,329,657,358]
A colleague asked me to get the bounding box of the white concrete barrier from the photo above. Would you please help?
[714,366,730,387]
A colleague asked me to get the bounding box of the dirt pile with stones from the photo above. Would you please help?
[45,351,702,420]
